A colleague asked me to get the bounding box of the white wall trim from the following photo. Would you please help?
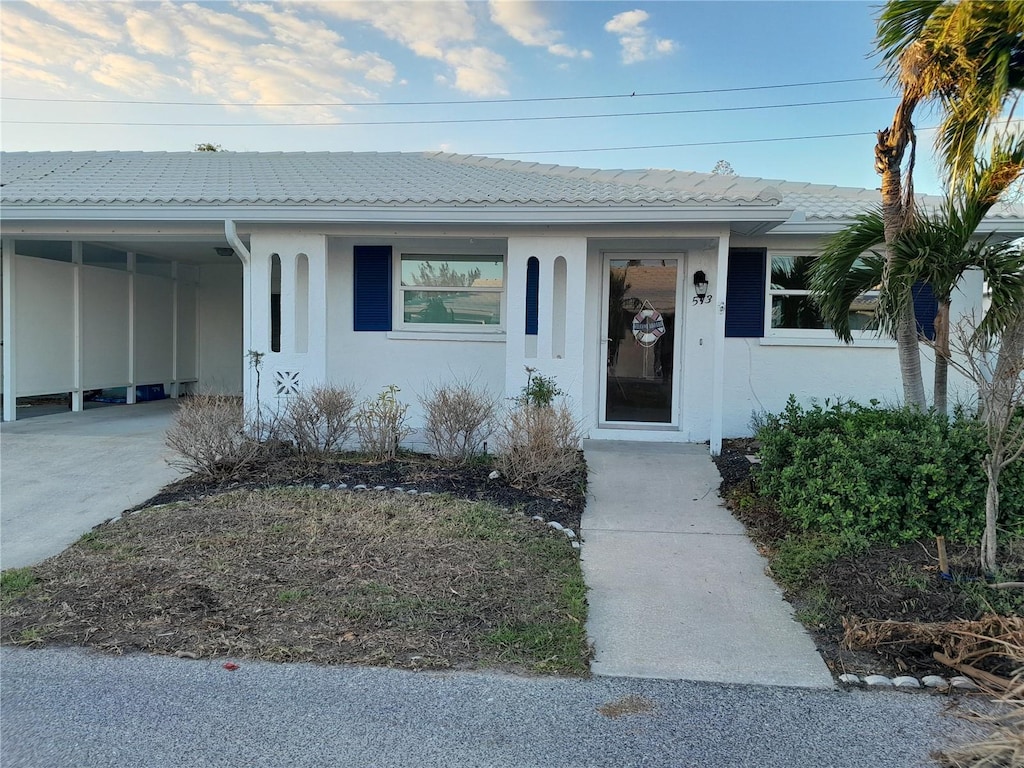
[709,229,730,455]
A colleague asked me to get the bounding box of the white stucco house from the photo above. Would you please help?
[1,151,1021,452]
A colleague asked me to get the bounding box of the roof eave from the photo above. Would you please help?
[772,217,1024,237]
[0,203,795,229]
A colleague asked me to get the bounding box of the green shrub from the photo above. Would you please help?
[518,367,563,408]
[755,397,1024,543]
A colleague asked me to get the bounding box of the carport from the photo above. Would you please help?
[1,234,243,421]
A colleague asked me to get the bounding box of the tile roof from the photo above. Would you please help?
[1,150,1020,223]
[0,151,781,208]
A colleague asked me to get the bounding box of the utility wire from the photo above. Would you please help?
[482,119,1024,156]
[0,76,879,108]
[2,96,896,127]
[484,131,879,155]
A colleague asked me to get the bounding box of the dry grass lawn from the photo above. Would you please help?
[1,488,589,675]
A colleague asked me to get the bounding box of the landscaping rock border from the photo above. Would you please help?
[838,672,979,692]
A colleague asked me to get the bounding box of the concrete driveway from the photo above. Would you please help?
[0,400,182,569]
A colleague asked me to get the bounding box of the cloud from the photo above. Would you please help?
[0,1,400,116]
[443,46,508,96]
[604,9,677,64]
[318,1,509,95]
[488,0,591,59]
[124,7,179,57]
[318,1,476,59]
[23,0,123,43]
[90,53,182,93]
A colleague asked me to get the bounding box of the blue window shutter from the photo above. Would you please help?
[725,248,766,338]
[353,246,392,331]
[525,257,539,335]
[912,281,937,341]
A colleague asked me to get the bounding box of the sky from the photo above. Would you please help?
[0,0,955,194]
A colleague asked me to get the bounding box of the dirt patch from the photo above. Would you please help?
[712,439,1024,681]
[597,695,657,719]
[2,488,589,675]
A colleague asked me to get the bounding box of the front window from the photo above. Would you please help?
[768,253,878,336]
[399,255,504,327]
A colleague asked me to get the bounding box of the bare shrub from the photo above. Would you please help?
[281,384,357,457]
[356,385,413,461]
[165,395,267,479]
[494,402,582,491]
[419,380,498,465]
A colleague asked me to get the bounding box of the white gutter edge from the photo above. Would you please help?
[224,219,250,264]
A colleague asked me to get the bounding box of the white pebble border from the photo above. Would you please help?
[279,481,580,550]
[838,672,979,692]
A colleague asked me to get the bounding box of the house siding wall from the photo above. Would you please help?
[326,237,507,450]
[719,264,984,437]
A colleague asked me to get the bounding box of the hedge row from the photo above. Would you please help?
[754,398,1024,543]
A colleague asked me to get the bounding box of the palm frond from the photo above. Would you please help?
[877,1,1024,184]
[876,0,946,81]
[810,210,886,342]
[979,240,1024,339]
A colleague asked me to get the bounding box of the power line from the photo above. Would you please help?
[1,96,895,128]
[482,119,1024,156]
[0,77,879,108]
[484,131,879,155]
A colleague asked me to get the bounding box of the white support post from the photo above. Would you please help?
[71,242,84,412]
[247,246,273,415]
[279,253,295,355]
[2,239,16,422]
[126,252,137,405]
[504,238,531,398]
[306,240,328,385]
[171,261,179,398]
[536,256,553,361]
[710,229,731,455]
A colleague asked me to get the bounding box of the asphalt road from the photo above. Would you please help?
[1,647,972,768]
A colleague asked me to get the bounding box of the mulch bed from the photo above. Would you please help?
[141,450,586,532]
[713,439,1024,681]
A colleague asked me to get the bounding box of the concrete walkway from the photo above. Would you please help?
[581,440,833,688]
[1,400,182,569]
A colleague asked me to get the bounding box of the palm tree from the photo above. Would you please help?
[811,142,1024,414]
[872,0,1024,406]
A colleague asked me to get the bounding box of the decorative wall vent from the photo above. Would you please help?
[275,370,300,396]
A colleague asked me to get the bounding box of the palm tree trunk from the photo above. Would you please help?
[875,100,927,409]
[932,300,950,415]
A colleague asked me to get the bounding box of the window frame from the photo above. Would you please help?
[764,250,885,343]
[393,251,507,333]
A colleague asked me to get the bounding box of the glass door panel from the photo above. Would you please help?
[604,258,678,424]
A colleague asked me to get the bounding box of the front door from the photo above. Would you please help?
[600,255,682,425]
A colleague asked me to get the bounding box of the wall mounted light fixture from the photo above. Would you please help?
[692,270,712,305]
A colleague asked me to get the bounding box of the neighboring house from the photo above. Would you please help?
[1,151,1021,452]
